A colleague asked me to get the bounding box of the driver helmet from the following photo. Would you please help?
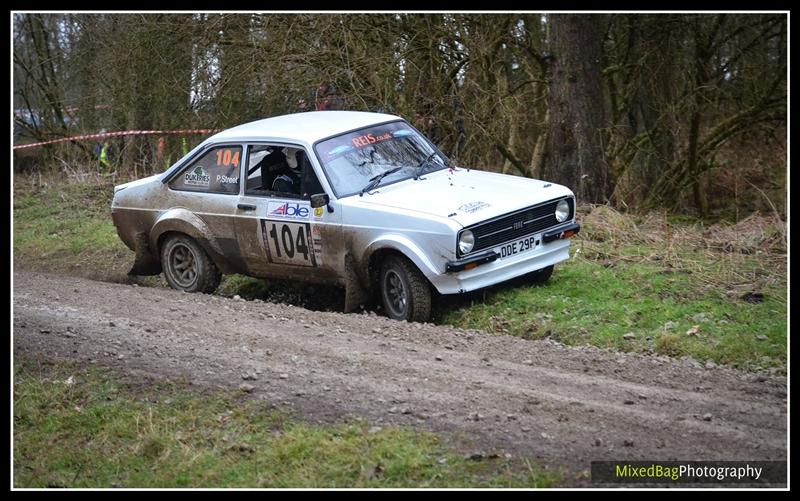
[282,147,302,171]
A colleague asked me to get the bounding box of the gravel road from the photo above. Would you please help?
[13,271,787,485]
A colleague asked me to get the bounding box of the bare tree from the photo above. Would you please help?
[543,14,609,204]
[13,12,786,217]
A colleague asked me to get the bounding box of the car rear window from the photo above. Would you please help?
[170,145,242,195]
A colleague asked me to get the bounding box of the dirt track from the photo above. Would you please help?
[13,270,787,485]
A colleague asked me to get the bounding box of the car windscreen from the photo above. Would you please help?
[314,120,447,198]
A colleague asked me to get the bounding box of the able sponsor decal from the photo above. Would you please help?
[267,201,311,220]
[185,166,210,187]
[458,201,490,214]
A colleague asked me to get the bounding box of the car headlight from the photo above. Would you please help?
[555,199,570,222]
[458,230,475,254]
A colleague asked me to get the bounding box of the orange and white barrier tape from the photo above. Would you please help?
[13,129,221,150]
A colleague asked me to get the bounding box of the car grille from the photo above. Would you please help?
[465,197,574,254]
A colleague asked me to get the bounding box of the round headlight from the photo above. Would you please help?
[458,230,475,254]
[555,199,570,222]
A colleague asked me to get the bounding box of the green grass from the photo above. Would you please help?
[433,206,786,371]
[13,179,132,281]
[13,176,787,370]
[434,254,786,371]
[13,357,559,488]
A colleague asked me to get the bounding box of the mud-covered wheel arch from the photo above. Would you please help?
[149,208,236,276]
[128,231,162,276]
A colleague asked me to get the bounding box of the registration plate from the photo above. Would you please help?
[495,234,541,259]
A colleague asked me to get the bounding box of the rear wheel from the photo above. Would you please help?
[161,234,221,293]
[380,255,432,322]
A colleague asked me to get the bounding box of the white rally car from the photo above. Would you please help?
[112,111,580,322]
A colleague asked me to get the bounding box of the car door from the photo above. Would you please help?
[234,143,343,283]
[166,143,247,272]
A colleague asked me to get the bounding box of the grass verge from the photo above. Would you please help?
[13,175,787,371]
[13,355,559,488]
[434,206,786,372]
[13,176,132,282]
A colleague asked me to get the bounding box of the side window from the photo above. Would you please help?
[170,145,241,194]
[245,145,323,199]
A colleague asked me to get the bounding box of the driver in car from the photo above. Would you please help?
[272,148,302,194]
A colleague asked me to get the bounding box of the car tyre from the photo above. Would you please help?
[527,264,554,284]
[380,255,432,323]
[161,234,221,293]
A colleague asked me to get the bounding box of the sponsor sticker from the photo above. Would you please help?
[267,201,311,219]
[351,131,392,148]
[216,174,238,184]
[458,201,490,214]
[310,224,324,266]
[313,207,324,218]
[184,166,210,188]
[328,144,354,156]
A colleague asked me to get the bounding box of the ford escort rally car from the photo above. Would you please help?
[111,111,580,322]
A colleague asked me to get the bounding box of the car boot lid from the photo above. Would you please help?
[113,174,161,194]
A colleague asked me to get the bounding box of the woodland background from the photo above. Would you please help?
[13,13,787,218]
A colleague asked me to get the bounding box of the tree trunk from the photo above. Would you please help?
[686,110,707,216]
[545,14,608,203]
[217,15,252,125]
[530,108,549,179]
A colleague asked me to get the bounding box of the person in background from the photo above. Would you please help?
[156,136,168,168]
[413,111,439,145]
[297,97,311,113]
[314,83,346,111]
[315,84,333,111]
[95,129,111,169]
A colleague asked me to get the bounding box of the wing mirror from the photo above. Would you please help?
[310,193,333,213]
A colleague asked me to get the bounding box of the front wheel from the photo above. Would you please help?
[380,255,432,322]
[161,234,221,293]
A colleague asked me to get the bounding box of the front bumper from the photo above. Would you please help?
[542,222,581,243]
[445,250,498,272]
[431,223,579,295]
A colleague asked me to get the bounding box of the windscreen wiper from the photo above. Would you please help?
[359,166,402,196]
[414,151,438,180]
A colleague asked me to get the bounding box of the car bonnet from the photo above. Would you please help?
[355,168,573,227]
